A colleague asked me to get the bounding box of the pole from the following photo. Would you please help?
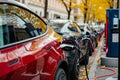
[118,0,120,80]
[44,0,48,18]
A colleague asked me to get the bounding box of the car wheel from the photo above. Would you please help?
[70,56,80,80]
[83,39,92,56]
[54,68,67,80]
[80,55,89,65]
[88,40,93,56]
[81,48,89,65]
[89,45,93,56]
[81,39,90,65]
[95,39,98,47]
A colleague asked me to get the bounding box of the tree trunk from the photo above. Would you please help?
[83,0,88,23]
[67,10,71,20]
[84,8,87,23]
[44,0,48,18]
[84,13,86,23]
[117,0,119,8]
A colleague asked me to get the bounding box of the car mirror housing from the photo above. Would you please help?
[60,43,75,51]
[86,32,90,35]
[60,38,76,51]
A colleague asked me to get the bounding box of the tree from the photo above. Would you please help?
[81,0,88,23]
[60,0,76,20]
[60,0,118,22]
[72,0,116,23]
[103,0,118,8]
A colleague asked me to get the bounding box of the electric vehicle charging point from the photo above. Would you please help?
[99,9,118,80]
[101,9,118,67]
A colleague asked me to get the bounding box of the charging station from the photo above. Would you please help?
[106,9,119,58]
[101,9,118,68]
[100,9,118,80]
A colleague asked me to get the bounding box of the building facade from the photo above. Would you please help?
[15,0,74,20]
[75,0,84,23]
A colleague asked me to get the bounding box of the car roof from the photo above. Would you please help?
[77,23,88,26]
[50,19,72,24]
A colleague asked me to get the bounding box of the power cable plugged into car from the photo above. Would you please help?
[60,36,90,80]
[74,43,89,80]
[73,36,90,80]
[73,37,90,80]
[49,19,91,80]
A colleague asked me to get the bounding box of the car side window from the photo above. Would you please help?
[0,4,46,47]
[68,23,81,33]
[68,24,78,32]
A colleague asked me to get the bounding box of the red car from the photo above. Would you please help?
[0,1,69,80]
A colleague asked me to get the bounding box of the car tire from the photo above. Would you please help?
[70,56,80,80]
[81,50,89,65]
[89,46,93,56]
[84,39,92,56]
[82,54,89,65]
[88,40,93,56]
[85,47,90,65]
[95,39,98,47]
[54,68,67,80]
[81,40,89,65]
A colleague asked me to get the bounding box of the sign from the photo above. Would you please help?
[112,33,119,42]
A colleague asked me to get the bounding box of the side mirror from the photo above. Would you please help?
[86,32,90,35]
[60,43,75,51]
[62,33,70,38]
[68,27,78,32]
[80,29,84,32]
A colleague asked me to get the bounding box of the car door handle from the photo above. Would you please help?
[8,58,19,66]
[46,46,51,50]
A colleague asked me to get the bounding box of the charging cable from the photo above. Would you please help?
[94,66,116,80]
[75,45,89,80]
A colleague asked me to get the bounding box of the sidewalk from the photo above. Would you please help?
[95,64,118,80]
[88,36,118,80]
[88,51,118,80]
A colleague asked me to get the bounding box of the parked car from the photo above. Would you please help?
[0,1,69,80]
[77,23,98,56]
[49,19,90,80]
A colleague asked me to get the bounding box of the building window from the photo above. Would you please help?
[15,0,20,2]
[36,11,38,14]
[22,0,25,3]
[51,13,53,19]
[40,12,42,16]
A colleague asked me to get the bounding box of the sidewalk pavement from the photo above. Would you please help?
[88,37,118,80]
[88,50,118,80]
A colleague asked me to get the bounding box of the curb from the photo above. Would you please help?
[88,36,104,80]
[101,55,118,67]
[88,47,101,80]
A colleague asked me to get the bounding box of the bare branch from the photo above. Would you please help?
[61,0,69,11]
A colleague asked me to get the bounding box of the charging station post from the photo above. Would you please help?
[118,0,120,79]
[101,9,118,68]
[100,7,119,80]
[107,9,119,58]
